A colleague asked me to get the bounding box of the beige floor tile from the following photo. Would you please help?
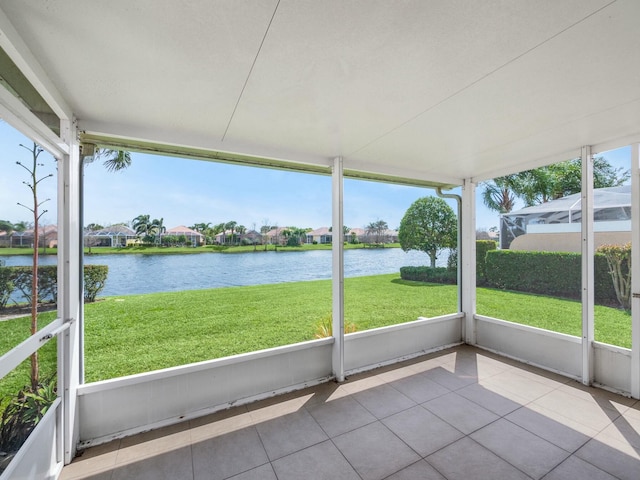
[597,414,640,450]
[423,392,499,434]
[506,405,593,452]
[271,440,360,480]
[382,405,464,456]
[532,389,621,431]
[426,437,530,480]
[225,463,277,480]
[111,445,193,480]
[189,407,254,443]
[543,456,618,480]
[575,436,640,480]
[384,460,446,480]
[191,426,268,480]
[456,383,525,416]
[351,383,416,419]
[306,395,377,437]
[333,422,420,480]
[483,369,557,401]
[387,371,451,403]
[470,418,569,479]
[254,409,328,460]
[59,440,120,480]
[422,366,479,391]
[116,422,191,464]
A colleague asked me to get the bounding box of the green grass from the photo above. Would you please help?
[477,288,632,347]
[0,275,630,404]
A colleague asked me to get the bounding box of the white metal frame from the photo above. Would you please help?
[631,143,640,398]
[581,146,595,386]
[331,156,345,382]
[461,179,477,344]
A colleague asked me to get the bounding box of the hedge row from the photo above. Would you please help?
[400,266,457,284]
[0,264,108,308]
[401,240,497,286]
[485,250,617,304]
[400,241,620,306]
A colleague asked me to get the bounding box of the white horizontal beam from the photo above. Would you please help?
[0,318,64,380]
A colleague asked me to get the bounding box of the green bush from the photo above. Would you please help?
[430,240,496,285]
[0,267,13,309]
[10,266,57,305]
[485,250,617,304]
[0,376,56,464]
[0,265,108,306]
[476,240,497,285]
[83,265,109,302]
[400,266,457,284]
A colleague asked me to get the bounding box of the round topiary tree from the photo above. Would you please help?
[398,196,457,268]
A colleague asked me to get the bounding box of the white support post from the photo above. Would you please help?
[461,179,477,344]
[331,157,345,382]
[631,143,640,399]
[581,146,594,386]
[58,118,82,463]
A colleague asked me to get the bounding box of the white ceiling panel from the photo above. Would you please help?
[0,0,637,185]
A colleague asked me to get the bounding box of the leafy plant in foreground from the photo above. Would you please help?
[314,313,357,339]
[0,375,57,464]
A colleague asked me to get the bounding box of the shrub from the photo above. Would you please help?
[400,266,457,284]
[84,265,109,302]
[597,243,631,309]
[10,266,57,304]
[0,376,56,462]
[313,313,357,338]
[0,267,13,309]
[485,250,617,304]
[0,265,108,305]
[476,240,497,285]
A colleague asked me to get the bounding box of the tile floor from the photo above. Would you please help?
[60,345,640,480]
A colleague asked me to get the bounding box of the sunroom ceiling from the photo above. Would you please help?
[0,0,639,186]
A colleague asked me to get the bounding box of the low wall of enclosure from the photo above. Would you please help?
[0,265,108,308]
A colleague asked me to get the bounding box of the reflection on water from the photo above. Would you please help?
[1,248,445,297]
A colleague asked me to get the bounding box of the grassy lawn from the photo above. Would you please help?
[0,275,630,403]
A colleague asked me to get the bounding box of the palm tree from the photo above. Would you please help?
[191,222,211,246]
[366,220,388,244]
[235,225,247,245]
[132,214,152,242]
[213,223,226,244]
[224,221,237,245]
[481,177,517,214]
[96,149,132,172]
[151,218,165,246]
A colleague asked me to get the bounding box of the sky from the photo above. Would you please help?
[0,120,632,233]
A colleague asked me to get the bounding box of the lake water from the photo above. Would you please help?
[0,248,441,297]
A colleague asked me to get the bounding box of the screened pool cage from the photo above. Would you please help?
[501,185,632,249]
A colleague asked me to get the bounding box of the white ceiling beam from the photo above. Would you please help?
[0,5,72,121]
[0,83,69,157]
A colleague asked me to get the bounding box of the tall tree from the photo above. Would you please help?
[481,175,518,213]
[365,220,388,244]
[151,218,165,246]
[16,143,53,390]
[398,197,457,268]
[96,149,132,172]
[224,221,237,245]
[0,220,14,234]
[132,214,152,241]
